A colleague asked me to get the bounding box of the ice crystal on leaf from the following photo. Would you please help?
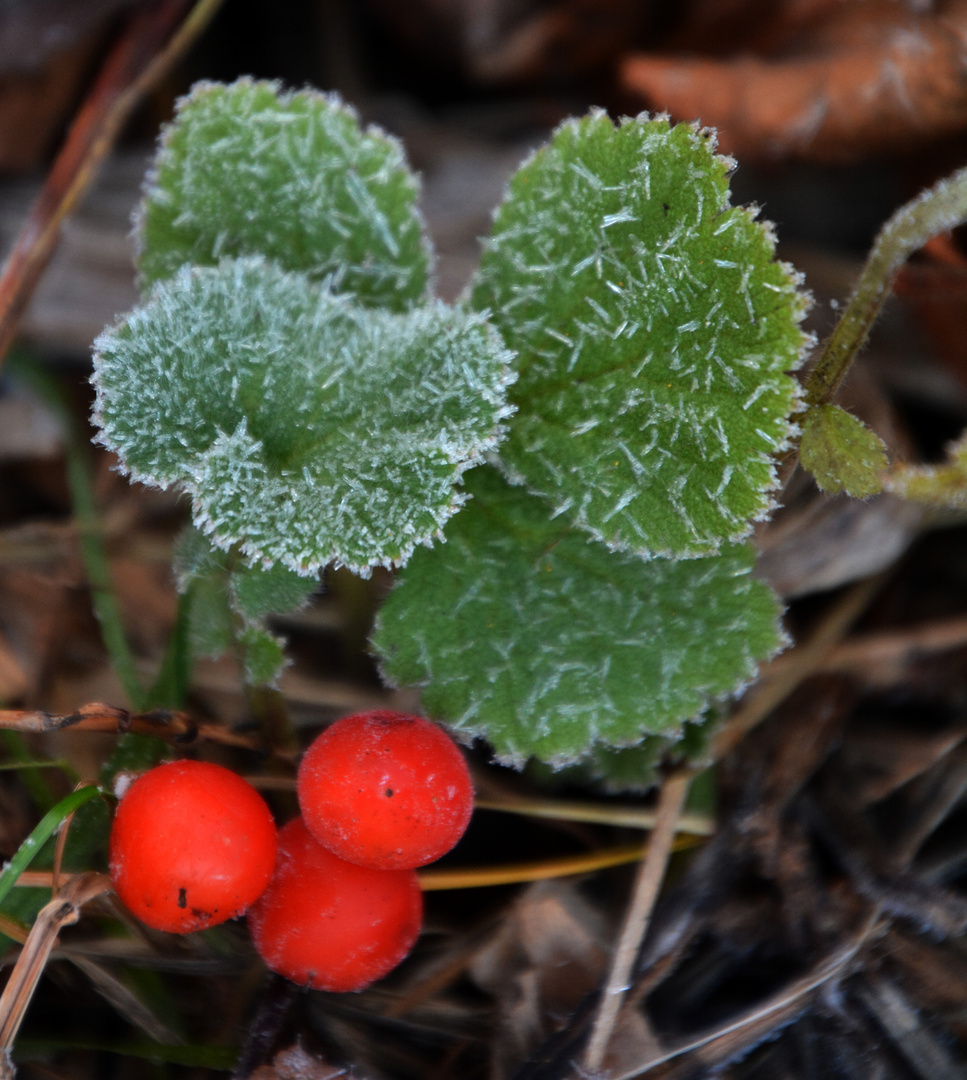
[471,111,809,558]
[137,79,431,311]
[93,258,513,576]
[372,467,785,766]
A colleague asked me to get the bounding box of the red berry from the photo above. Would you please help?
[248,817,422,992]
[109,760,277,934]
[297,710,473,869]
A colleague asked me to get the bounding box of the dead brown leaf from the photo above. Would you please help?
[621,0,967,161]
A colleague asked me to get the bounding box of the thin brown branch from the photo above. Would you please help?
[0,0,226,368]
[0,703,195,740]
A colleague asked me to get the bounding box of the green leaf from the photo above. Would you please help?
[93,258,514,576]
[230,561,318,621]
[372,467,785,766]
[883,429,967,508]
[799,404,887,497]
[471,111,808,557]
[525,738,666,792]
[137,79,431,311]
[238,624,287,686]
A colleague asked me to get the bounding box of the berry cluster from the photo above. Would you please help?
[109,711,473,992]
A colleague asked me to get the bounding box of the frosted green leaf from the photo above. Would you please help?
[528,727,710,793]
[137,79,430,311]
[93,258,514,576]
[238,625,287,686]
[800,404,887,497]
[884,430,967,508]
[173,525,315,620]
[372,468,785,766]
[471,111,809,558]
[231,562,318,621]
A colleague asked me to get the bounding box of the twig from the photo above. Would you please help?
[812,613,967,677]
[582,769,692,1075]
[0,0,225,368]
[0,872,112,1076]
[0,704,195,740]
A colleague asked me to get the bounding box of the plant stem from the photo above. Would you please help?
[804,165,967,408]
[583,769,692,1076]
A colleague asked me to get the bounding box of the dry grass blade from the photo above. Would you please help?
[609,910,884,1080]
[0,872,112,1077]
[712,574,883,761]
[583,770,692,1075]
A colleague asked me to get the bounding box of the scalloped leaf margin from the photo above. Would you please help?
[93,258,515,576]
[372,467,786,767]
[471,110,810,558]
[136,78,432,312]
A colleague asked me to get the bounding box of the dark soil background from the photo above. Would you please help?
[2,2,967,1078]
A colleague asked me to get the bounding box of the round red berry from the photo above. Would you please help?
[248,816,423,992]
[297,710,473,869]
[109,760,277,934]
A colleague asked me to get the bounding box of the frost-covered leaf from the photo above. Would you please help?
[137,79,430,311]
[231,561,317,621]
[238,624,287,686]
[528,719,711,793]
[372,467,785,766]
[174,525,315,620]
[471,111,808,558]
[800,404,887,497]
[93,258,514,576]
[884,429,967,508]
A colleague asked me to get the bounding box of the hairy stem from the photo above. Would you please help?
[805,165,967,408]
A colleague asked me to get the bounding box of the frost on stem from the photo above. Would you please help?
[471,111,810,559]
[372,467,786,766]
[92,258,514,576]
[136,78,432,312]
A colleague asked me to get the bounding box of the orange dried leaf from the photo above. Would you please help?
[621,3,967,161]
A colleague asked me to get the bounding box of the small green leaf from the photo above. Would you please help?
[93,258,514,576]
[230,561,317,621]
[799,404,887,497]
[471,111,808,557]
[137,79,431,311]
[238,625,287,686]
[373,468,785,766]
[883,429,967,508]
